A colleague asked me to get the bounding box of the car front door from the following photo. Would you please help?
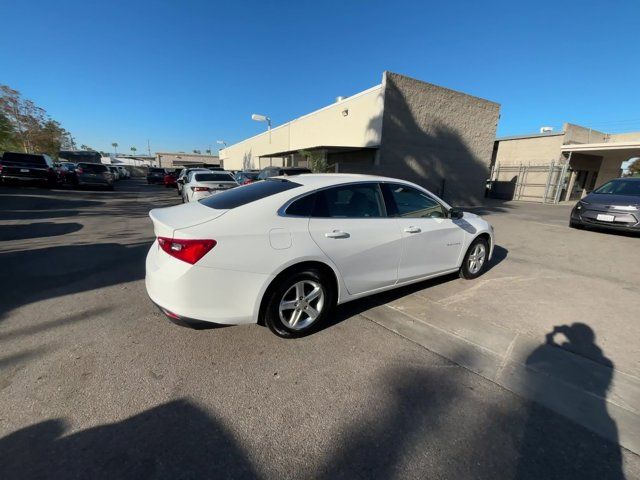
[384,183,465,282]
[308,183,402,295]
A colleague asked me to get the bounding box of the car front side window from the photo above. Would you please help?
[387,184,446,218]
[312,183,386,218]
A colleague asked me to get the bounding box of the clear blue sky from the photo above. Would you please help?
[1,0,639,154]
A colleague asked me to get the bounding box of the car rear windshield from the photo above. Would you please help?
[1,152,48,166]
[78,163,107,173]
[200,179,301,209]
[149,168,165,173]
[594,179,640,196]
[194,173,234,182]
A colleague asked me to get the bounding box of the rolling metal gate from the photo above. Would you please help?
[490,161,569,204]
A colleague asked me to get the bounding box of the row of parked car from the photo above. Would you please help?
[0,151,129,190]
[146,165,312,203]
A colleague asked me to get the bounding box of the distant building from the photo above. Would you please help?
[220,71,500,205]
[492,124,640,202]
[156,152,221,168]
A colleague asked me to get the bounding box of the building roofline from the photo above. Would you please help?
[383,71,500,108]
[220,84,384,151]
[496,131,565,142]
[156,152,220,158]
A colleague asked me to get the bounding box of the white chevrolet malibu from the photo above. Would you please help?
[146,174,494,338]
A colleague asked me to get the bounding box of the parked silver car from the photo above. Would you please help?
[75,162,114,190]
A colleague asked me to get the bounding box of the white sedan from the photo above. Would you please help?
[146,174,494,338]
[182,171,238,203]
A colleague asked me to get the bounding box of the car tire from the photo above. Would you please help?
[264,268,335,338]
[459,237,489,280]
[569,220,585,230]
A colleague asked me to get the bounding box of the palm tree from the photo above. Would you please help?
[205,149,211,155]
[111,142,118,155]
[131,146,137,155]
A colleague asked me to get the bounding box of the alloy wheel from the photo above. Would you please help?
[467,243,486,274]
[278,280,325,331]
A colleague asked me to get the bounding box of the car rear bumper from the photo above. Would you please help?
[1,174,51,183]
[145,241,268,326]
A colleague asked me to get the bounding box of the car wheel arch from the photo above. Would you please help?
[256,260,339,326]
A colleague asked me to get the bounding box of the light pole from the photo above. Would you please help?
[251,114,271,143]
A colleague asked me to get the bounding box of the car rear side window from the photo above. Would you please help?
[200,179,301,209]
[285,193,317,216]
[79,163,107,173]
[2,152,47,166]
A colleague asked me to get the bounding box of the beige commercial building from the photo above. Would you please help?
[156,152,221,169]
[492,124,640,203]
[220,72,500,205]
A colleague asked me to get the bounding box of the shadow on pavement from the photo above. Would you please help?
[0,400,260,480]
[0,242,150,321]
[0,222,83,241]
[464,199,514,215]
[322,244,508,332]
[514,323,623,479]
[0,353,625,479]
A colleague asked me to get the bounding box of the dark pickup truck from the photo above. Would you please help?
[0,152,58,186]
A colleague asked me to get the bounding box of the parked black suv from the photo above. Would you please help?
[147,167,167,184]
[256,166,311,180]
[0,152,58,186]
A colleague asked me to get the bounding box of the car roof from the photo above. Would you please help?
[277,173,415,188]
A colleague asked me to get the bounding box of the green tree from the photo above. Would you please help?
[131,146,137,155]
[0,85,72,157]
[0,111,18,152]
[629,158,640,177]
[111,142,118,155]
[298,149,331,173]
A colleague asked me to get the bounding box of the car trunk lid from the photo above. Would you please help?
[149,201,228,238]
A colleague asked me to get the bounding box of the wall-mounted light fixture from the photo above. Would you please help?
[342,109,349,117]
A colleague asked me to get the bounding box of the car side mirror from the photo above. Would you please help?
[449,208,464,220]
[177,178,184,184]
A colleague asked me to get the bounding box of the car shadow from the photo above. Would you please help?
[319,244,508,333]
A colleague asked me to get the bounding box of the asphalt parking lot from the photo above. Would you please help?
[0,179,639,479]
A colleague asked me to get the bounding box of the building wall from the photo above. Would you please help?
[370,72,500,205]
[609,131,640,142]
[494,135,565,167]
[219,85,384,170]
[594,151,628,187]
[563,123,608,145]
[156,153,221,168]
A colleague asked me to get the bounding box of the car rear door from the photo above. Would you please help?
[307,182,401,295]
[384,183,465,282]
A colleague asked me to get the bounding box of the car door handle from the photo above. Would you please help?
[403,226,421,234]
[325,230,350,239]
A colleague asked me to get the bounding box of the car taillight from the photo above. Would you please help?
[157,237,216,264]
[242,179,252,185]
[76,167,83,174]
[192,186,210,192]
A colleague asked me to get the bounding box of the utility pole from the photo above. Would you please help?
[147,139,151,156]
